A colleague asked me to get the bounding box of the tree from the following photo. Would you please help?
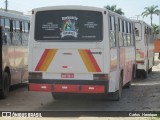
[104,5,124,15]
[141,5,160,25]
[152,24,159,35]
[152,24,160,59]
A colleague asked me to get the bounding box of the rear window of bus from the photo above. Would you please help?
[34,10,103,42]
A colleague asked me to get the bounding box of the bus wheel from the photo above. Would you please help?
[52,93,67,100]
[124,81,131,88]
[136,70,141,78]
[142,70,148,79]
[0,72,10,99]
[112,75,123,101]
[148,67,152,74]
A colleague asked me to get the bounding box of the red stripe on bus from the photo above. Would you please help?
[85,50,101,72]
[35,49,50,71]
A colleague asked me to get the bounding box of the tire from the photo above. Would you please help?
[132,65,135,79]
[148,67,152,74]
[124,81,131,88]
[52,93,68,100]
[142,61,149,79]
[0,72,10,99]
[136,70,141,78]
[142,70,148,79]
[112,75,123,101]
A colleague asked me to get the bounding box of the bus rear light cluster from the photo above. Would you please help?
[29,72,42,79]
[93,74,109,80]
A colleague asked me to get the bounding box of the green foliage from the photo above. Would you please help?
[141,5,160,25]
[152,24,159,34]
[104,5,124,15]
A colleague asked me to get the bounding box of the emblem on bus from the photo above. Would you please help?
[60,16,79,38]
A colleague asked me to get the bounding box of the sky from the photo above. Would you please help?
[0,0,160,25]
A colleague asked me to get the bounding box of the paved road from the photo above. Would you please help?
[0,54,160,113]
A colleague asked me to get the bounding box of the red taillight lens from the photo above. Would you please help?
[93,74,108,80]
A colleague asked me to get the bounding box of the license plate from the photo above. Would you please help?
[61,73,74,78]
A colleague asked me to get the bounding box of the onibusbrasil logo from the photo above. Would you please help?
[60,16,79,38]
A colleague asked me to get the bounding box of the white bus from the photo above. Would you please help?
[0,11,30,99]
[28,6,136,100]
[134,20,154,78]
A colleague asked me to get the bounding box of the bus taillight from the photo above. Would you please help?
[93,74,109,80]
[29,72,42,79]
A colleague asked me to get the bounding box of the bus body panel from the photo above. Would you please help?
[32,47,104,74]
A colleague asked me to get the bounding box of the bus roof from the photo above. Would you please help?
[32,5,106,12]
[32,5,132,23]
[131,19,151,28]
[0,10,30,21]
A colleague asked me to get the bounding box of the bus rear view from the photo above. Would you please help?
[28,6,135,101]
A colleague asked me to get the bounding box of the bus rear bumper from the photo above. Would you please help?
[28,79,109,94]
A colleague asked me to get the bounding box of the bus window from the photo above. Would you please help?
[16,21,20,31]
[35,10,102,41]
[4,18,10,29]
[109,15,116,47]
[118,18,123,46]
[123,20,127,46]
[128,22,130,33]
[126,22,128,33]
[130,23,134,46]
[1,18,5,27]
[126,22,131,46]
[20,21,22,32]
[110,16,115,31]
[24,22,29,32]
[119,19,123,32]
[135,27,139,36]
[13,20,16,31]
[123,21,126,33]
[21,22,25,32]
[135,22,141,41]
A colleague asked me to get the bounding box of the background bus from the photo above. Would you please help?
[0,11,30,99]
[28,6,136,100]
[134,20,154,78]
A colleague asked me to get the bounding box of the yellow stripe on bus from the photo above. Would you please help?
[79,50,96,72]
[39,49,57,71]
